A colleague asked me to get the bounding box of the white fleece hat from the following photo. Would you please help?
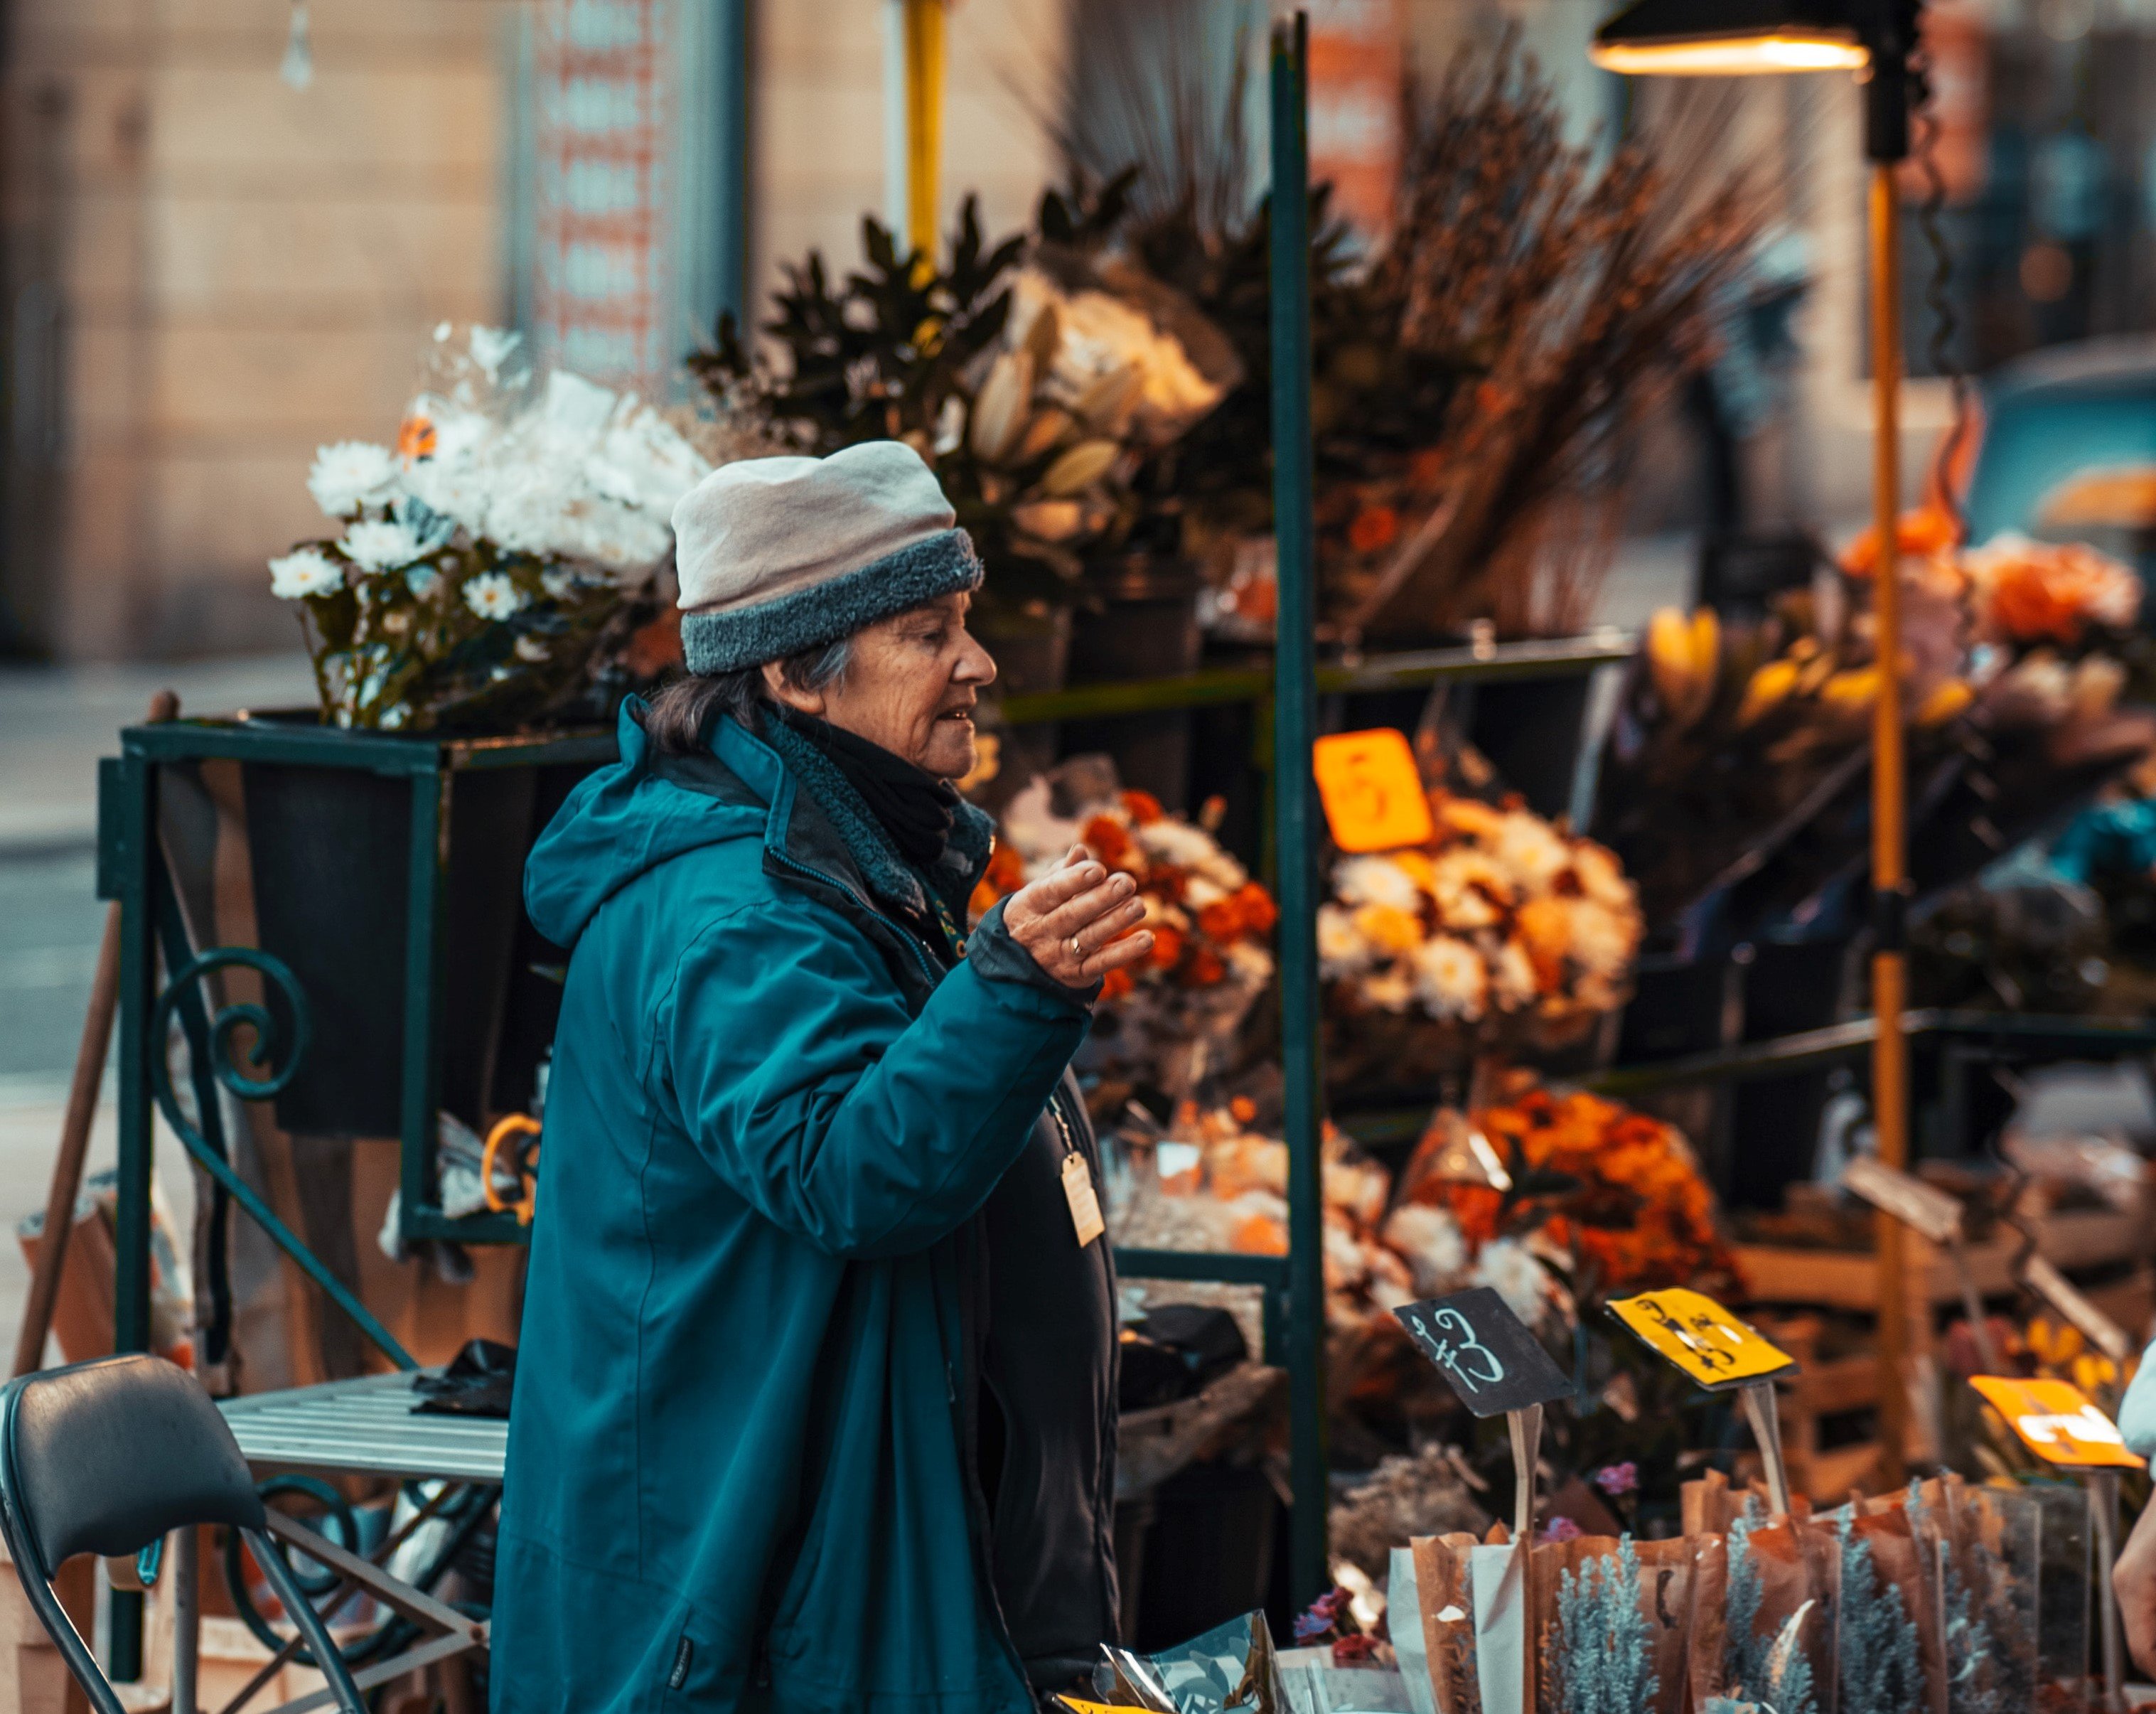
[672,440,982,675]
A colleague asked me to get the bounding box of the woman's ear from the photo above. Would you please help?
[761,659,826,714]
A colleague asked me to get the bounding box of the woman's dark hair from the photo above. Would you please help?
[643,635,854,754]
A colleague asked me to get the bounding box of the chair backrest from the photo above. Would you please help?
[0,1355,365,1714]
[0,1355,264,1578]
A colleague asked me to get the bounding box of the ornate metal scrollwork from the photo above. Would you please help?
[148,946,311,1134]
[146,944,417,1371]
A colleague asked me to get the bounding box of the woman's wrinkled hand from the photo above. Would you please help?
[1001,845,1155,990]
[2118,1481,2156,1677]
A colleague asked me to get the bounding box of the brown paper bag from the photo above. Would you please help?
[1412,1532,1485,1714]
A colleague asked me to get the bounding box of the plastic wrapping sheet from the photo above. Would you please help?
[1823,1489,1938,1714]
[1908,1475,2042,1713]
[2029,1480,2093,1706]
[1130,1609,1287,1713]
[1273,1650,1417,1713]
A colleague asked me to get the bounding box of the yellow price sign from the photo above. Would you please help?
[1312,728,1435,853]
[1607,1288,1798,1391]
[1970,1376,2145,1470]
[1050,1702,1131,1714]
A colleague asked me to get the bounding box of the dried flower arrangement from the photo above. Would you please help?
[1397,1084,1738,1317]
[1105,1076,1729,1346]
[272,325,719,730]
[972,759,1275,1098]
[1046,11,1770,642]
[688,194,1235,622]
[1346,39,1770,641]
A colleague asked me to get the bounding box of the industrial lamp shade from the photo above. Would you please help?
[1589,0,1870,73]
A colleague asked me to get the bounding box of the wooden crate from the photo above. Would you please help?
[1738,1209,2151,1494]
[1751,1314,1884,1505]
[1735,1207,2147,1317]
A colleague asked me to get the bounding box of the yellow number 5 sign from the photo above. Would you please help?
[1607,1288,1798,1391]
[1312,728,1434,853]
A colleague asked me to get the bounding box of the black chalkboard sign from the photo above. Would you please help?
[1393,1287,1575,1418]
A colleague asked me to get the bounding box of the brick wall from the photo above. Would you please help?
[1,0,1064,663]
[5,0,510,661]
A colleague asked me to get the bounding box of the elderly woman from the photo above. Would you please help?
[494,442,1145,1713]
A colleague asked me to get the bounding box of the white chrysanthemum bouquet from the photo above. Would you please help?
[269,323,713,730]
[1319,788,1643,1076]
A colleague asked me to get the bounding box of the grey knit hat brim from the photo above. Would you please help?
[679,527,984,675]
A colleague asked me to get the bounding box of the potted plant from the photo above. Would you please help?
[230,323,726,1143]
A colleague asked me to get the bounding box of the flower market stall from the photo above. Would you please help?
[71,10,2156,1708]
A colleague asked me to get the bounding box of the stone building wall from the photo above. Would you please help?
[749,0,1063,331]
[0,0,1063,663]
[4,0,510,661]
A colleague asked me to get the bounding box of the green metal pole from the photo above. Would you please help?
[108,751,155,1680]
[1270,11,1328,1610]
[714,0,750,326]
[397,771,449,1246]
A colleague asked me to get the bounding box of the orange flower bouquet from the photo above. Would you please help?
[972,761,1277,1098]
[1387,1083,1739,1316]
[1961,534,2142,648]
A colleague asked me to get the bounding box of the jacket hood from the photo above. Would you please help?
[524,699,774,950]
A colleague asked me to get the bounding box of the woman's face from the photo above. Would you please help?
[763,592,997,777]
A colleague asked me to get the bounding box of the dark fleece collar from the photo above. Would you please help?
[758,714,992,924]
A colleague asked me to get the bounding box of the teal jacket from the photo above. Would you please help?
[493,702,1093,1713]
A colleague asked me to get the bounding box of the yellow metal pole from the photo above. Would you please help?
[1869,161,1911,1486]
[901,0,946,262]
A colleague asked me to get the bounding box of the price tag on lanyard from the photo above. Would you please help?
[1061,1151,1104,1248]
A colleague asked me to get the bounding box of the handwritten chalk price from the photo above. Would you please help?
[1393,1287,1573,1418]
[1607,1288,1798,1391]
[1970,1376,2145,1471]
[1312,728,1436,853]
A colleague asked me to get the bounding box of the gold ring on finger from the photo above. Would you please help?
[1070,935,1084,961]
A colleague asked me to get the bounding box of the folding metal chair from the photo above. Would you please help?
[0,1354,365,1714]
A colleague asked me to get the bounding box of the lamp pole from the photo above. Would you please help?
[895,0,946,260]
[1862,0,1919,1487]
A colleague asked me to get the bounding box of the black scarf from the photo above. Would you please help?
[771,705,958,870]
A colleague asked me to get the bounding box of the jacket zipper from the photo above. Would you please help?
[1052,1078,1126,1645]
[766,842,1035,1701]
[766,848,943,992]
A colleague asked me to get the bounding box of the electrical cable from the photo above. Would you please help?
[1907,38,1977,534]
